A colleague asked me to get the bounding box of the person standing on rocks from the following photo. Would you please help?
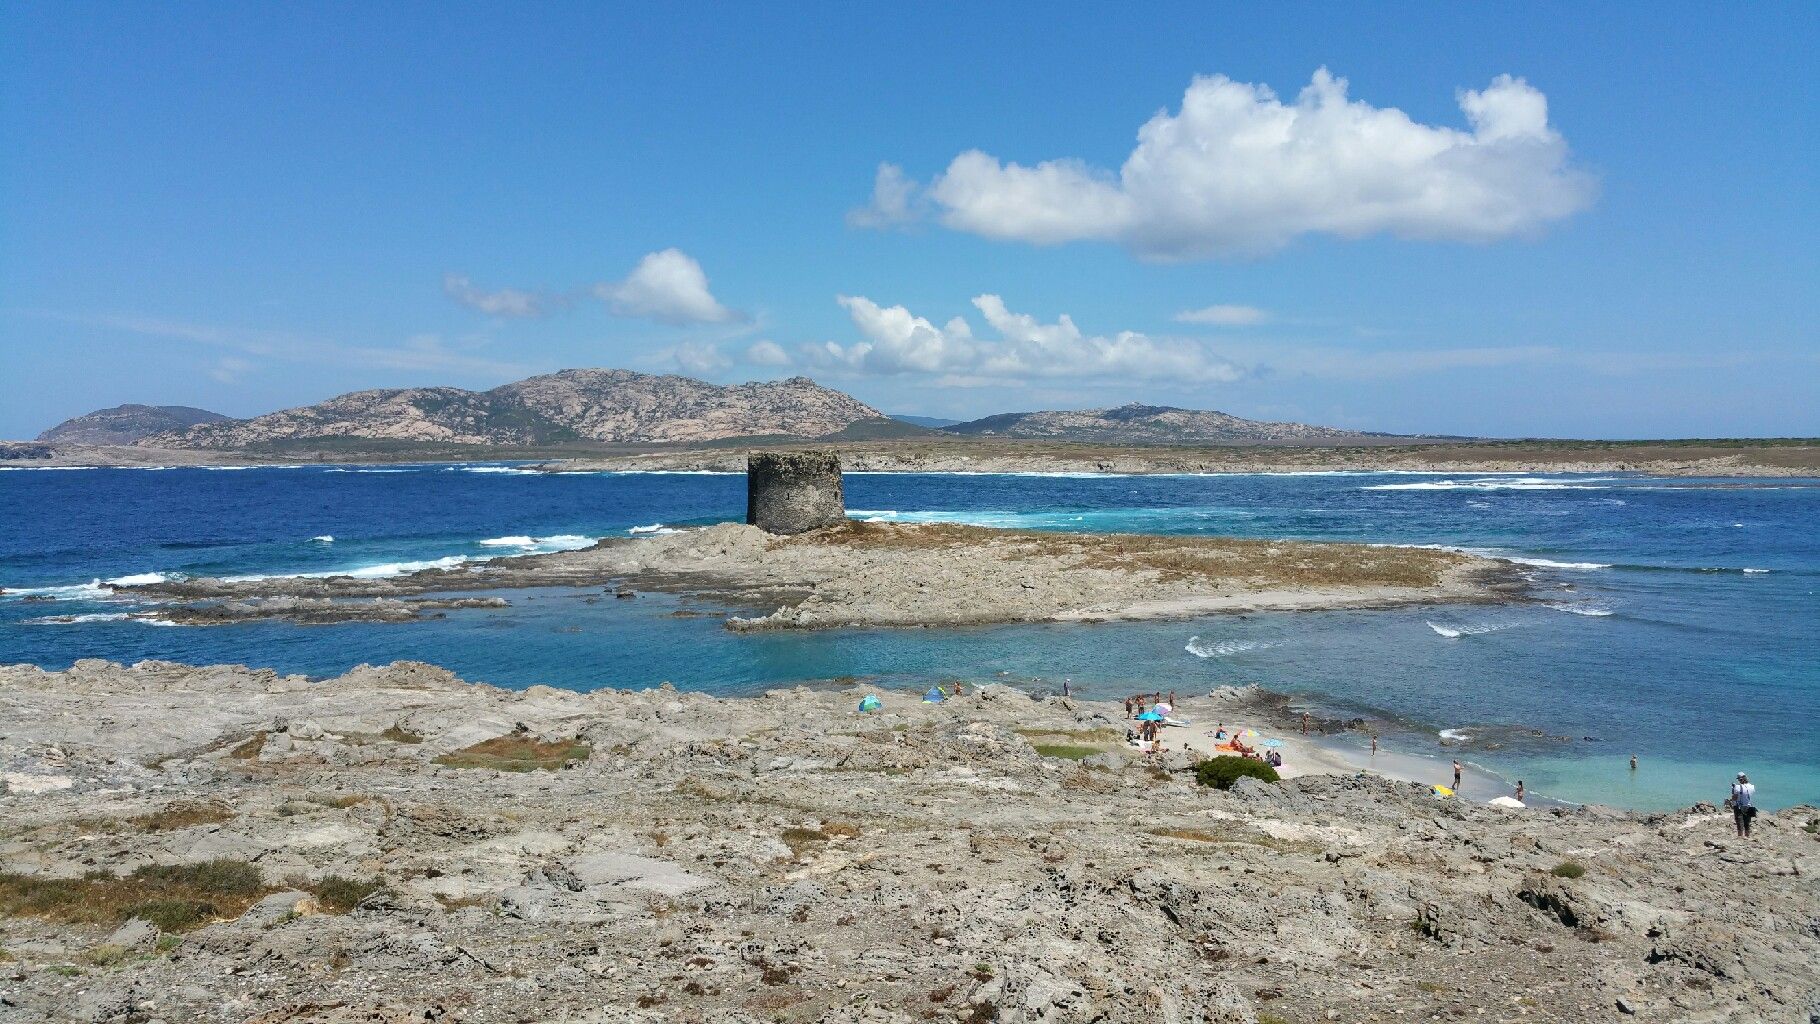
[1515,780,1526,803]
[1452,760,1463,790]
[1728,773,1756,838]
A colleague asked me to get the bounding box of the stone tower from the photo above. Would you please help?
[747,450,845,535]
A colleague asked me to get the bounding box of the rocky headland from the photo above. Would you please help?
[113,522,1516,629]
[0,659,1814,1023]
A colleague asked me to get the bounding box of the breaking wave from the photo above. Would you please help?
[628,524,679,536]
[23,612,133,625]
[1427,621,1515,639]
[1544,601,1615,617]
[1185,637,1285,658]
[1364,477,1617,492]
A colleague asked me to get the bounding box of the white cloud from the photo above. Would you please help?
[65,313,533,379]
[666,341,732,375]
[846,163,919,228]
[745,340,791,366]
[1175,304,1269,326]
[443,274,547,317]
[595,249,742,326]
[209,356,254,383]
[804,295,1243,384]
[873,69,1594,259]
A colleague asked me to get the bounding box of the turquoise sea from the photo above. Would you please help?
[2,464,1815,811]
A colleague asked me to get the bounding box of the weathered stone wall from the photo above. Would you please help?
[747,450,844,534]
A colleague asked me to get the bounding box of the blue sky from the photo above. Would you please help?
[2,4,1815,439]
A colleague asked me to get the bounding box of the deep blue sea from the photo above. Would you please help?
[3,464,1815,811]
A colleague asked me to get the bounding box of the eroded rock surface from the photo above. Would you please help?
[1,659,1814,1022]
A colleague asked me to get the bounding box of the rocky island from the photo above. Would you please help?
[114,521,1515,629]
[0,659,1814,1023]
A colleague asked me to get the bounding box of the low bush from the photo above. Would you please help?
[1194,756,1280,790]
[1549,861,1587,879]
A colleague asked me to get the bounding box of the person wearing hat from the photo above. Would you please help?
[1727,772,1757,838]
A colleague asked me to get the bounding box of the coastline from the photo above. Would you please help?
[5,437,1818,478]
[1,658,1813,1022]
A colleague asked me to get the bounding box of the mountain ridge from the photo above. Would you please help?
[942,402,1388,444]
[134,370,885,448]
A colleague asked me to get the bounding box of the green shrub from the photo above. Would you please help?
[1549,862,1586,879]
[1194,756,1280,790]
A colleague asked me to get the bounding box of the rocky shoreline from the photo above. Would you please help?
[111,522,1519,629]
[5,438,1817,478]
[0,659,1814,1023]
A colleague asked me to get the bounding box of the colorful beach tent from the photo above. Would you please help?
[922,687,945,703]
[857,694,882,713]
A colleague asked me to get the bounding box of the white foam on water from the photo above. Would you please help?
[311,535,335,543]
[1438,728,1474,743]
[1502,557,1612,570]
[1544,601,1615,617]
[1185,637,1284,658]
[0,465,97,471]
[326,468,409,474]
[628,524,679,535]
[220,554,473,583]
[22,611,135,625]
[456,466,540,475]
[1427,620,1514,638]
[598,470,740,476]
[479,536,537,547]
[1742,568,1771,574]
[2,579,111,600]
[1364,476,1617,492]
[103,572,172,587]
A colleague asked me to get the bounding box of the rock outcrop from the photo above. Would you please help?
[37,404,231,445]
[138,370,885,448]
[945,402,1399,444]
[0,659,1814,1023]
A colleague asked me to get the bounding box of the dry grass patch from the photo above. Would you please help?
[0,861,387,931]
[228,732,267,759]
[1030,743,1102,761]
[0,859,267,933]
[434,735,590,772]
[131,801,236,831]
[780,827,832,859]
[1148,827,1223,843]
[311,875,386,912]
[793,521,1470,589]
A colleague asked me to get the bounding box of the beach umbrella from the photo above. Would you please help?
[1154,703,1172,715]
[1135,710,1165,722]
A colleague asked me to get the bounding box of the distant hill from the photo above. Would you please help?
[138,370,886,448]
[891,414,962,429]
[39,404,232,445]
[942,403,1382,445]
